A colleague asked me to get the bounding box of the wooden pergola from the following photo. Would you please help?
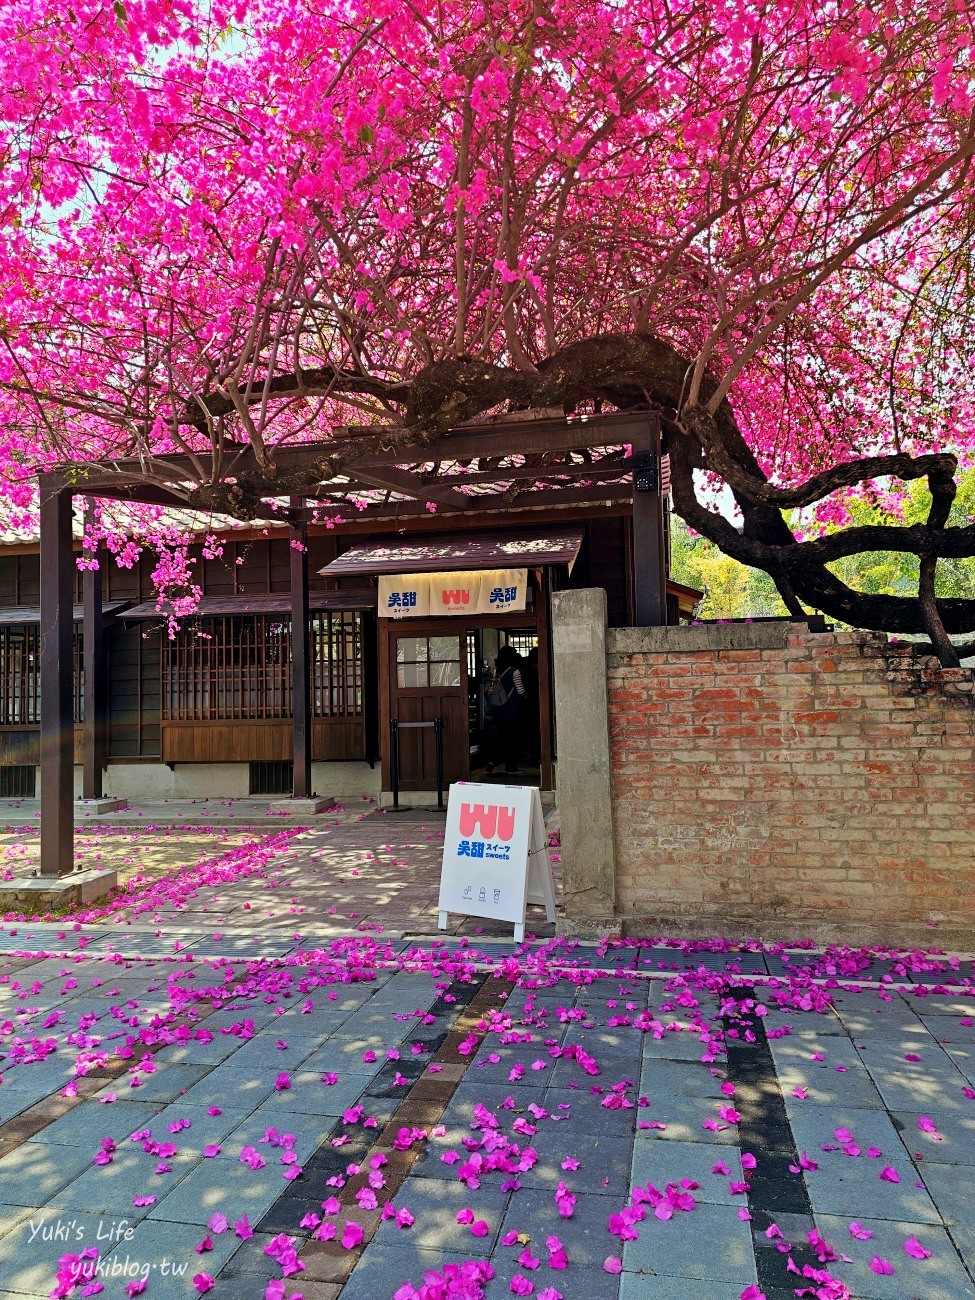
[37,410,668,876]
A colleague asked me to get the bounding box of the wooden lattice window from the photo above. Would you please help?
[0,626,39,725]
[0,626,83,724]
[162,613,363,722]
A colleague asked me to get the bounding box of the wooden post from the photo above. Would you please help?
[82,500,104,799]
[39,474,74,876]
[289,508,312,798]
[535,568,555,790]
[631,415,668,627]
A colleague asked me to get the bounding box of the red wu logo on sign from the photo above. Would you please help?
[441,588,471,607]
[459,803,516,841]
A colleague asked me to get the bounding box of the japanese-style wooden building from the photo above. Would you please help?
[12,410,700,876]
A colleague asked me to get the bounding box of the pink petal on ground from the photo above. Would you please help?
[870,1257,894,1275]
[904,1236,932,1260]
[603,1256,623,1274]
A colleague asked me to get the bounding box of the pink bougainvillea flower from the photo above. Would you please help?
[192,1275,215,1294]
[870,1257,895,1275]
[603,1256,623,1274]
[880,1166,900,1183]
[904,1236,932,1259]
[341,1221,364,1249]
[849,1222,873,1240]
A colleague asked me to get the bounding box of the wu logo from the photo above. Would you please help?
[441,589,470,606]
[459,803,516,842]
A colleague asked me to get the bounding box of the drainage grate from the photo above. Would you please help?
[0,766,36,798]
[249,760,293,796]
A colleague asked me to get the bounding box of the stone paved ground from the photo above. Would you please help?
[0,805,970,1299]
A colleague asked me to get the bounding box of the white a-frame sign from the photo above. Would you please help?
[437,782,557,942]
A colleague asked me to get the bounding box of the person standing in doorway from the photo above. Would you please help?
[485,644,527,775]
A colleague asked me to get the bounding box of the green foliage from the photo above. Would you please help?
[822,474,975,601]
[669,471,975,620]
[669,515,788,619]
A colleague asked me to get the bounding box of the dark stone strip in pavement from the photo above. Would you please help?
[0,1004,219,1159]
[265,973,514,1291]
[722,1009,821,1300]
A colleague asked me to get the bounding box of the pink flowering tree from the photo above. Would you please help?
[3,0,975,659]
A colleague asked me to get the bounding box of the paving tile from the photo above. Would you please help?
[254,1070,376,1116]
[0,1210,120,1296]
[485,1256,620,1298]
[176,1063,281,1109]
[622,1200,757,1285]
[631,1094,740,1145]
[631,1139,746,1204]
[372,1178,510,1251]
[335,1240,492,1300]
[816,1213,975,1299]
[618,1276,746,1299]
[46,1147,197,1219]
[919,1163,975,1227]
[891,1108,975,1166]
[92,1064,211,1105]
[101,1214,244,1299]
[151,1036,243,1067]
[517,1132,635,1195]
[777,1061,886,1108]
[535,1087,642,1140]
[40,1099,160,1148]
[638,1058,727,1098]
[137,1102,254,1158]
[639,1032,720,1062]
[863,1060,973,1112]
[0,1143,95,1206]
[147,1156,288,1226]
[0,1203,38,1239]
[497,1189,622,1270]
[219,1106,332,1164]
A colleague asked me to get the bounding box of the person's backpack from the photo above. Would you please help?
[485,672,508,710]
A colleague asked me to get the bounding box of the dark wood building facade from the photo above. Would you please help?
[0,509,698,802]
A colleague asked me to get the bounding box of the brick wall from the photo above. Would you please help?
[606,622,975,947]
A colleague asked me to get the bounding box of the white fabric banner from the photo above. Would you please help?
[474,568,528,614]
[377,569,528,618]
[378,574,430,618]
[427,571,482,616]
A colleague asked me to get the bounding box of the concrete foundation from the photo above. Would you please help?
[58,760,382,801]
[75,798,127,816]
[0,867,118,913]
[271,796,335,816]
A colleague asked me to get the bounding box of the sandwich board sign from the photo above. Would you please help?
[437,782,557,942]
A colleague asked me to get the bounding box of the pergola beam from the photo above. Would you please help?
[62,412,654,495]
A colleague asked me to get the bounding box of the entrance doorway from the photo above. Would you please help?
[467,628,541,786]
[387,627,469,791]
[382,618,549,794]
